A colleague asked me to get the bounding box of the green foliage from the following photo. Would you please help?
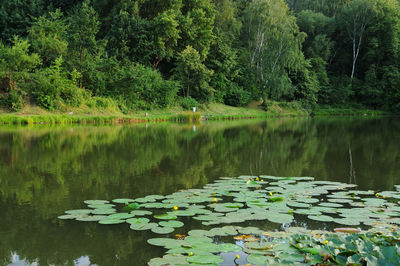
[28,57,87,110]
[174,46,213,102]
[5,89,25,111]
[224,85,251,107]
[180,96,199,110]
[28,9,68,66]
[243,0,307,103]
[105,63,180,110]
[0,0,399,113]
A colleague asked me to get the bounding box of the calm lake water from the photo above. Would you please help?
[0,117,399,265]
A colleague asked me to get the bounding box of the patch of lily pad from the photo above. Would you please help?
[59,175,400,265]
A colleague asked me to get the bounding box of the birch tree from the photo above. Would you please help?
[338,0,374,80]
[244,0,305,104]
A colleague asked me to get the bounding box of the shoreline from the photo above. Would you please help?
[0,105,390,125]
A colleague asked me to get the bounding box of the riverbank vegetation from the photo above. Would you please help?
[1,0,399,115]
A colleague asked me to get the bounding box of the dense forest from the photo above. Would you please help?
[0,0,399,113]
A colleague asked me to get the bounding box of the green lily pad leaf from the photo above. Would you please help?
[154,213,177,220]
[159,221,184,228]
[184,235,213,244]
[245,242,274,250]
[148,254,188,266]
[92,208,116,215]
[334,218,361,226]
[267,212,294,224]
[247,254,277,265]
[187,255,224,264]
[223,203,244,208]
[145,195,165,200]
[268,196,284,202]
[112,198,135,204]
[318,202,343,208]
[126,202,140,210]
[84,200,109,205]
[65,209,92,215]
[131,222,158,231]
[173,210,196,216]
[107,213,135,220]
[287,202,311,208]
[296,198,319,204]
[147,238,179,247]
[328,198,353,204]
[188,230,209,237]
[238,227,264,235]
[151,226,175,234]
[76,215,108,222]
[99,219,125,225]
[308,215,334,222]
[218,243,242,252]
[130,210,152,216]
[294,209,322,216]
[126,217,150,224]
[58,214,77,220]
[87,203,115,209]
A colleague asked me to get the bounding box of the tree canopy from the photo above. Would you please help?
[0,0,399,112]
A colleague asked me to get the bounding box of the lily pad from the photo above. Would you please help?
[187,255,224,264]
[65,209,92,215]
[159,221,184,228]
[76,215,108,222]
[131,222,158,231]
[92,208,116,215]
[307,215,334,222]
[107,213,135,220]
[147,238,180,247]
[130,210,152,216]
[84,200,110,205]
[154,213,178,220]
[112,198,135,204]
[151,226,175,234]
[99,219,125,225]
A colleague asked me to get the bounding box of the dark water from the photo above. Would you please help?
[0,117,399,265]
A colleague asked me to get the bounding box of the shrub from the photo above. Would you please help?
[180,96,199,110]
[224,85,251,107]
[6,89,25,111]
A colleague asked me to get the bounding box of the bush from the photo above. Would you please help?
[180,96,199,110]
[6,90,25,111]
[27,58,83,110]
[102,63,180,110]
[224,85,251,107]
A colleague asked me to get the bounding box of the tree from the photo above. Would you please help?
[179,0,216,61]
[338,0,374,80]
[66,0,104,88]
[28,9,68,67]
[0,37,40,91]
[174,46,213,101]
[0,0,46,41]
[243,0,306,104]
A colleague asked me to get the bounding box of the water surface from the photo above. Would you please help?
[1,117,399,265]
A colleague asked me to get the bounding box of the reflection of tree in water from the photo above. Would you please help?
[0,117,399,265]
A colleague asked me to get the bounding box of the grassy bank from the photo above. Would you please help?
[1,103,390,126]
[0,101,309,125]
[313,107,390,116]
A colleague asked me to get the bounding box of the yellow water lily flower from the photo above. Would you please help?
[269,192,273,196]
[323,240,328,244]
[375,192,379,197]
[212,198,217,202]
[235,254,240,259]
[173,206,179,210]
[256,177,259,181]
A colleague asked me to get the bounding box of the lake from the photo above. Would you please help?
[1,117,399,265]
